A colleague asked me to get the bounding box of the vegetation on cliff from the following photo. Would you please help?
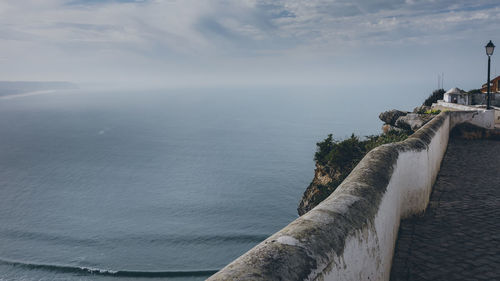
[298,130,408,215]
[423,88,445,106]
[314,131,408,173]
[299,88,446,215]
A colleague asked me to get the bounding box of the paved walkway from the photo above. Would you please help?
[390,138,500,281]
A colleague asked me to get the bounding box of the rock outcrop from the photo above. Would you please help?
[395,113,434,131]
[379,109,408,126]
[379,109,435,133]
[382,124,403,134]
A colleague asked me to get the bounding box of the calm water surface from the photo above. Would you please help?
[0,87,420,280]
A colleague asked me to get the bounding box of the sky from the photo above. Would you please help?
[1,0,500,90]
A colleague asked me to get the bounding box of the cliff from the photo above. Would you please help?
[297,108,437,216]
[297,163,341,216]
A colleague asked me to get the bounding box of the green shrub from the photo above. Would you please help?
[423,89,445,106]
[363,130,409,152]
[314,134,334,166]
[314,130,408,181]
[424,109,441,115]
[327,134,365,174]
[467,89,482,95]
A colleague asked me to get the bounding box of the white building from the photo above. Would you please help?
[443,87,470,105]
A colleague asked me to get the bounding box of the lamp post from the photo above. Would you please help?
[485,40,495,109]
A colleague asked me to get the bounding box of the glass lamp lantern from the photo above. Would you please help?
[486,40,495,56]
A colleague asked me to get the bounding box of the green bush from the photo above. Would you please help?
[363,130,409,152]
[424,109,441,115]
[467,89,482,95]
[314,134,334,166]
[314,130,408,184]
[423,89,445,106]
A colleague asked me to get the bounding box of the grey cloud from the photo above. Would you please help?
[52,22,120,32]
[0,0,499,85]
[4,0,499,55]
[197,17,238,40]
[65,0,149,6]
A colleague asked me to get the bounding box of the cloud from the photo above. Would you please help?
[0,0,499,86]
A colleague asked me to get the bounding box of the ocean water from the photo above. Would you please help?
[0,87,421,280]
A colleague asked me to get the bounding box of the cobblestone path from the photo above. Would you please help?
[390,138,500,281]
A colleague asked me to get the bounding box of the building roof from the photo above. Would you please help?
[482,75,500,88]
[445,87,467,95]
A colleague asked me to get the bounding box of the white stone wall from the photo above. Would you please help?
[319,115,450,281]
[494,108,500,124]
[449,109,495,129]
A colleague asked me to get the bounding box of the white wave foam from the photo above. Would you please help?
[80,266,118,274]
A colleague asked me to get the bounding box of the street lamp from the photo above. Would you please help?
[485,40,495,109]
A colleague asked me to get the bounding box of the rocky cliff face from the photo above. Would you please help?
[297,163,341,216]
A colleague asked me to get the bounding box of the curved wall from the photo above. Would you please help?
[208,110,493,281]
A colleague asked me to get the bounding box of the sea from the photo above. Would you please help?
[0,86,423,280]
